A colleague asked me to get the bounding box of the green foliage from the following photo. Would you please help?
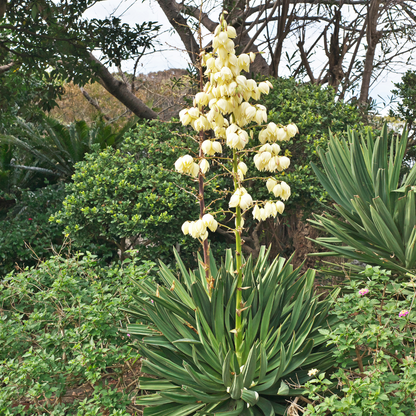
[53,120,219,266]
[390,70,416,136]
[309,125,416,276]
[0,252,155,415]
[2,1,160,94]
[0,116,136,183]
[0,184,67,277]
[303,266,416,415]
[257,77,363,215]
[0,66,63,128]
[125,248,338,415]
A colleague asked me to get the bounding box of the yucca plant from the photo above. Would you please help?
[121,14,340,415]
[123,248,337,415]
[309,124,416,275]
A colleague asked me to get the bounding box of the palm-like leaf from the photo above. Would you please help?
[123,248,338,415]
[310,124,416,274]
[0,116,137,179]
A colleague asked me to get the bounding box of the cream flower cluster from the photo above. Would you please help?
[258,122,298,144]
[252,201,285,221]
[175,15,297,239]
[174,155,199,177]
[254,143,290,172]
[229,187,253,211]
[182,214,218,241]
[266,178,291,200]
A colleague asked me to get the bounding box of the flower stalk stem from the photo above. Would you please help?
[233,149,243,362]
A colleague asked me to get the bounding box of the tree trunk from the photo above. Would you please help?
[156,0,200,64]
[359,0,382,104]
[89,54,157,120]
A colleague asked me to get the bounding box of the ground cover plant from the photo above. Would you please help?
[0,252,155,415]
[302,266,416,415]
[0,184,67,276]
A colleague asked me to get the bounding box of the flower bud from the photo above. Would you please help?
[191,162,200,177]
[278,156,290,171]
[247,79,257,91]
[266,178,277,193]
[273,184,282,198]
[249,52,256,62]
[202,213,218,232]
[194,92,209,107]
[218,31,228,44]
[212,141,223,154]
[200,159,210,174]
[181,221,191,235]
[275,201,285,214]
[258,82,270,94]
[264,201,274,218]
[252,205,261,221]
[286,123,299,138]
[227,26,237,38]
[280,181,291,200]
[238,162,248,176]
[276,128,286,141]
[240,193,253,210]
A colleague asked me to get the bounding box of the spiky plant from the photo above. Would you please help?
[309,125,416,276]
[0,116,136,179]
[123,248,338,415]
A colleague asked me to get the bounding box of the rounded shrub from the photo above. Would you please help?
[53,120,211,266]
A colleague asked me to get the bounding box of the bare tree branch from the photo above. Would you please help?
[79,86,111,121]
[88,53,157,120]
[0,60,15,74]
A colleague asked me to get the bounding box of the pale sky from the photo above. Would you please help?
[83,0,402,113]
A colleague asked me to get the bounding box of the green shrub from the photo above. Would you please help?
[53,120,229,266]
[0,184,67,277]
[259,77,363,215]
[303,266,416,415]
[0,252,155,415]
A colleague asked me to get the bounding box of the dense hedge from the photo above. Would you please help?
[0,253,155,415]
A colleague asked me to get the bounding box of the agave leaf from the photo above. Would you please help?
[405,226,416,268]
[281,339,314,378]
[182,361,224,392]
[271,401,288,415]
[260,293,275,342]
[136,394,171,406]
[182,386,229,403]
[370,205,405,263]
[229,372,244,400]
[222,349,232,387]
[159,390,199,404]
[243,344,258,388]
[191,281,212,327]
[143,403,205,416]
[191,346,223,382]
[215,399,245,416]
[257,343,268,384]
[257,397,275,416]
[404,189,416,244]
[158,261,194,309]
[242,389,260,406]
[139,378,180,391]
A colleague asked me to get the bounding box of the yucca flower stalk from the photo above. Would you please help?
[175,13,298,362]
